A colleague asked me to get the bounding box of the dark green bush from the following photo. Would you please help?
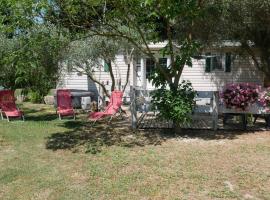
[151,81,196,125]
[28,91,44,103]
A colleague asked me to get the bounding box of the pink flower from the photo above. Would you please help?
[221,83,260,110]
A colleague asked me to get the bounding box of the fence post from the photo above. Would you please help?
[130,86,137,129]
[212,91,219,131]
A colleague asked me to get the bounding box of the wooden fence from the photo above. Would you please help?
[130,86,270,130]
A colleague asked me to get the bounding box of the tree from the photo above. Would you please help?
[0,0,69,102]
[46,0,212,90]
[14,24,69,102]
[44,0,221,124]
[212,0,270,81]
[0,34,18,89]
[64,36,134,98]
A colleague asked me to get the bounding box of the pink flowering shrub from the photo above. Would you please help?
[258,87,270,110]
[220,83,260,110]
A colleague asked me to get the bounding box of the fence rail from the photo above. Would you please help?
[130,86,270,130]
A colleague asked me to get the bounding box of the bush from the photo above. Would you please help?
[151,81,196,125]
[220,83,259,110]
[28,91,44,103]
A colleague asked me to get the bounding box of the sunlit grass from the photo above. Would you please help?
[0,103,270,199]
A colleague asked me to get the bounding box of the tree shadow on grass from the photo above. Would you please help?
[45,118,172,153]
[21,107,58,121]
[45,117,265,154]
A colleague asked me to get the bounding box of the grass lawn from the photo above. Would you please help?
[0,103,270,200]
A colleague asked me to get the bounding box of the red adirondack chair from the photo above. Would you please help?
[56,89,75,120]
[0,90,24,121]
[89,90,124,123]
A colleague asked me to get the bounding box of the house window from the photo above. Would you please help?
[159,58,167,68]
[146,58,168,79]
[205,52,232,73]
[225,52,232,72]
[146,58,155,79]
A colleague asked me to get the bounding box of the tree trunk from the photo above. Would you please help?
[86,73,110,97]
[173,64,185,89]
[73,63,110,98]
[122,63,130,92]
[107,59,115,92]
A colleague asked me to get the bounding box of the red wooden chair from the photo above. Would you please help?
[56,89,76,120]
[89,90,124,124]
[0,90,24,122]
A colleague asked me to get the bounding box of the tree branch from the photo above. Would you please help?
[122,48,134,92]
[106,59,115,91]
[73,62,110,97]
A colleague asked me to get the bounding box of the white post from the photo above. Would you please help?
[141,58,146,90]
[130,86,137,129]
[130,59,136,88]
[212,91,219,131]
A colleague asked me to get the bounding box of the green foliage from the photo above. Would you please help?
[0,34,19,89]
[28,90,44,103]
[204,0,270,76]
[0,0,69,102]
[151,81,196,124]
[65,36,119,72]
[14,24,69,100]
[46,0,208,89]
[0,24,69,102]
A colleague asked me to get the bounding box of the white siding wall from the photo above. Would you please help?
[57,71,89,91]
[181,56,263,91]
[58,50,264,100]
[91,55,130,101]
[57,54,130,101]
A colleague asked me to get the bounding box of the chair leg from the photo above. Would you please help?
[108,116,113,124]
[90,120,97,127]
[7,115,9,122]
[0,111,3,120]
[119,112,124,120]
[59,113,62,120]
[73,113,76,120]
[22,115,25,121]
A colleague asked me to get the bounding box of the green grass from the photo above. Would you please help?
[0,103,270,199]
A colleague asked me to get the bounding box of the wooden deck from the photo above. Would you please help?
[137,112,269,131]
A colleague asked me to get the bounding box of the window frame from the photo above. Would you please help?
[205,52,232,73]
[145,57,168,79]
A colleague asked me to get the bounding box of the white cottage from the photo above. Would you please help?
[57,42,264,102]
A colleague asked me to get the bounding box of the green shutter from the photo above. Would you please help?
[205,57,211,72]
[104,62,109,72]
[225,53,231,72]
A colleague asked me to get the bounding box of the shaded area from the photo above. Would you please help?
[14,102,268,153]
[46,119,166,153]
[45,117,263,153]
[19,104,84,122]
[138,113,270,131]
[18,105,58,121]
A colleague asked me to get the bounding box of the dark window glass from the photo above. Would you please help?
[159,58,167,68]
[225,52,232,72]
[212,55,222,70]
[146,58,155,79]
[205,53,211,73]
